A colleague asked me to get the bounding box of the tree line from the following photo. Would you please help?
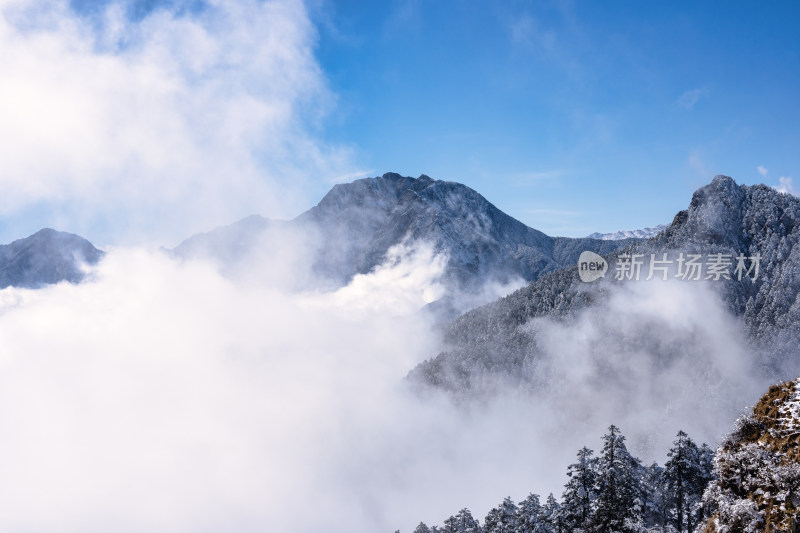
[402,425,715,533]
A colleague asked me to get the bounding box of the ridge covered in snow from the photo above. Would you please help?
[173,173,632,306]
[411,175,800,393]
[0,228,104,289]
[587,224,668,240]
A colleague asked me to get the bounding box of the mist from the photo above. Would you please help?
[0,242,777,533]
[519,279,769,458]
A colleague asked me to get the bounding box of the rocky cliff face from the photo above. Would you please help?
[702,378,800,532]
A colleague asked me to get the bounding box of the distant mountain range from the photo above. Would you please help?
[8,175,798,395]
[174,173,633,299]
[1,173,637,297]
[587,224,667,240]
[0,228,103,289]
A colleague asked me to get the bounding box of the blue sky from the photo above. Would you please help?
[0,0,798,244]
[309,1,800,235]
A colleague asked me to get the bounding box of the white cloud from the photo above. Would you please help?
[759,166,796,196]
[776,176,797,196]
[0,246,779,532]
[0,0,355,245]
[687,149,712,179]
[0,248,446,532]
[677,88,708,109]
[314,241,447,316]
[525,280,768,459]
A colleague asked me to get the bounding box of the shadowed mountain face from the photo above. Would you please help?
[410,176,800,393]
[0,228,104,289]
[173,173,632,295]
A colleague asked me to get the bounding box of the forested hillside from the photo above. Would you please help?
[411,176,800,393]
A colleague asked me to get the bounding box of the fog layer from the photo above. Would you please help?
[0,247,773,532]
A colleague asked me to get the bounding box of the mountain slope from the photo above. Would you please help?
[172,215,274,263]
[0,228,104,289]
[173,172,631,294]
[701,377,800,532]
[410,176,800,392]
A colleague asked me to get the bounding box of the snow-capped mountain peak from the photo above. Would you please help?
[587,224,667,240]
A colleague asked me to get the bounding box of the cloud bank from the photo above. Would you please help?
[0,246,777,533]
[0,0,354,245]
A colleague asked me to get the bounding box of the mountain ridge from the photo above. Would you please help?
[410,175,800,393]
[0,228,104,289]
[173,172,634,303]
[587,224,668,240]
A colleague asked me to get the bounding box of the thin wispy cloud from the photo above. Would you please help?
[510,13,557,53]
[758,166,796,196]
[676,88,709,109]
[525,207,581,217]
[687,149,712,178]
[508,170,566,187]
[776,176,797,196]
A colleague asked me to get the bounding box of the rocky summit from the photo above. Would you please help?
[410,176,800,393]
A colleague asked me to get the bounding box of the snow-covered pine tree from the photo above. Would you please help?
[638,462,670,529]
[696,443,715,525]
[414,523,432,533]
[591,425,643,533]
[661,431,707,532]
[698,443,714,486]
[443,508,481,533]
[542,493,565,533]
[561,446,598,531]
[484,497,518,533]
[515,493,553,533]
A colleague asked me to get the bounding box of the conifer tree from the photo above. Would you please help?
[443,508,481,533]
[591,425,642,533]
[542,493,565,533]
[561,446,597,531]
[661,431,707,532]
[639,462,669,529]
[484,497,518,533]
[515,493,553,533]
